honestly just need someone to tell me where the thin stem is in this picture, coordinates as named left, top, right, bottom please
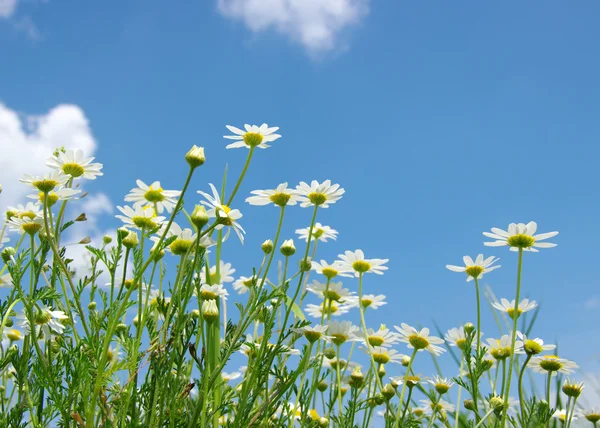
left=518, top=354, right=532, bottom=421
left=226, top=146, right=254, bottom=206
left=395, top=349, right=418, bottom=426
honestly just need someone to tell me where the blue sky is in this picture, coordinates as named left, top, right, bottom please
left=1, top=0, right=600, bottom=390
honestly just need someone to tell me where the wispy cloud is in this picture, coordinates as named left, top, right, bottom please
left=585, top=297, right=600, bottom=309
left=0, top=0, right=18, bottom=19
left=217, top=0, right=370, bottom=57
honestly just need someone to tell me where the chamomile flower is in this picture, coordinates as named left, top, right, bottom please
left=337, top=250, right=389, bottom=276
left=445, top=327, right=473, bottom=350
left=347, top=294, right=387, bottom=310
left=446, top=254, right=500, bottom=282
left=20, top=170, right=69, bottom=193
left=492, top=298, right=537, bottom=319
left=224, top=123, right=281, bottom=149
left=295, top=180, right=344, bottom=208
left=196, top=283, right=229, bottom=301
left=305, top=302, right=351, bottom=319
left=46, top=149, right=103, bottom=180
left=517, top=332, right=556, bottom=355
left=419, top=399, right=455, bottom=416
left=27, top=187, right=81, bottom=207
left=428, top=376, right=455, bottom=394
left=198, top=183, right=245, bottom=243
left=1, top=329, right=23, bottom=351
left=7, top=216, right=43, bottom=235
left=311, top=260, right=353, bottom=279
left=125, top=180, right=181, bottom=214
left=17, top=304, right=69, bottom=340
left=486, top=335, right=524, bottom=360
left=295, top=223, right=338, bottom=242
left=362, top=325, right=401, bottom=348
left=390, top=375, right=425, bottom=388
left=306, top=280, right=355, bottom=303
left=552, top=409, right=570, bottom=422
left=5, top=202, right=42, bottom=220
left=363, top=347, right=406, bottom=365
left=327, top=320, right=359, bottom=345
left=583, top=407, right=600, bottom=424
left=321, top=358, right=358, bottom=371
left=246, top=183, right=298, bottom=207
left=395, top=323, right=446, bottom=356
left=483, top=221, right=558, bottom=252
left=200, top=261, right=236, bottom=284
left=150, top=222, right=197, bottom=256
left=116, top=205, right=165, bottom=230
left=233, top=275, right=257, bottom=294
left=291, top=325, right=332, bottom=343
left=530, top=355, right=579, bottom=376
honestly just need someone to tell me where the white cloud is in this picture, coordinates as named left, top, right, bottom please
left=0, top=0, right=17, bottom=19
left=0, top=102, right=97, bottom=213
left=585, top=297, right=600, bottom=309
left=217, top=0, right=369, bottom=55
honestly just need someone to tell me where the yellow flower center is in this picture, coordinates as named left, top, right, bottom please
left=507, top=234, right=535, bottom=248
left=321, top=267, right=338, bottom=279
left=586, top=413, right=600, bottom=423
left=372, top=351, right=390, bottom=365
left=61, top=163, right=85, bottom=177
left=132, top=216, right=158, bottom=229
left=323, top=302, right=338, bottom=315
left=413, top=409, right=424, bottom=417
left=435, top=383, right=450, bottom=394
left=243, top=132, right=263, bottom=147
left=524, top=340, right=543, bottom=355
left=329, top=360, right=347, bottom=370
left=368, top=336, right=385, bottom=347
left=506, top=307, right=523, bottom=319
left=33, top=179, right=59, bottom=193
left=539, top=355, right=563, bottom=372
left=34, top=310, right=52, bottom=325
left=23, top=222, right=42, bottom=235
left=455, top=338, right=467, bottom=349
left=39, top=192, right=59, bottom=206
left=313, top=228, right=324, bottom=239
left=408, top=334, right=429, bottom=350
left=465, top=265, right=484, bottom=278
left=269, top=192, right=292, bottom=207
left=361, top=298, right=373, bottom=308
left=18, top=211, right=36, bottom=220
left=324, top=290, right=342, bottom=301
left=200, top=290, right=218, bottom=300
left=243, top=278, right=254, bottom=288
left=6, top=329, right=22, bottom=341
left=304, top=330, right=322, bottom=343
left=144, top=186, right=166, bottom=203
left=490, top=347, right=511, bottom=360
left=331, top=334, right=348, bottom=346
left=352, top=260, right=371, bottom=273
left=218, top=205, right=233, bottom=226
left=107, top=349, right=115, bottom=362
left=309, top=409, right=320, bottom=421
left=170, top=238, right=193, bottom=255
left=307, top=192, right=327, bottom=206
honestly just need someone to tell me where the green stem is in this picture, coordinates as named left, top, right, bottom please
left=288, top=341, right=314, bottom=428
left=518, top=354, right=532, bottom=421
left=395, top=349, right=418, bottom=426
left=226, top=146, right=254, bottom=206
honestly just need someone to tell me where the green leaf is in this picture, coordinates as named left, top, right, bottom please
left=285, top=296, right=305, bottom=321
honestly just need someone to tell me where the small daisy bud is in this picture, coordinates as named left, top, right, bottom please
left=2, top=247, right=16, bottom=263
left=190, top=205, right=209, bottom=229
left=378, top=365, right=386, bottom=378
left=488, top=396, right=507, bottom=414
left=524, top=339, right=543, bottom=355
left=123, top=231, right=139, bottom=249
left=318, top=417, right=328, bottom=428
left=562, top=379, right=584, bottom=398
left=261, top=239, right=273, bottom=254
left=464, top=399, right=475, bottom=411
left=349, top=367, right=364, bottom=388
left=0, top=385, right=4, bottom=393
left=191, top=309, right=200, bottom=319
left=382, top=384, right=395, bottom=401
left=390, top=378, right=400, bottom=389
left=481, top=359, right=494, bottom=371
left=464, top=323, right=475, bottom=335
left=202, top=300, right=219, bottom=323
left=401, top=355, right=411, bottom=367
left=88, top=301, right=97, bottom=310
left=4, top=318, right=13, bottom=328
left=103, top=235, right=113, bottom=245
left=75, top=213, right=87, bottom=222
left=117, top=227, right=130, bottom=240
left=133, top=316, right=140, bottom=327
left=115, top=323, right=127, bottom=334
left=299, top=257, right=312, bottom=272
left=373, top=394, right=384, bottom=405
left=5, top=209, right=17, bottom=220
left=317, top=380, right=328, bottom=392
left=324, top=348, right=336, bottom=359
left=185, top=145, right=205, bottom=168
left=79, top=236, right=91, bottom=245
left=280, top=239, right=296, bottom=256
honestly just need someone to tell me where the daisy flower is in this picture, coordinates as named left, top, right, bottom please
left=321, top=358, right=358, bottom=372
left=196, top=283, right=229, bottom=301
left=17, top=304, right=69, bottom=340
left=7, top=216, right=43, bottom=235
left=445, top=327, right=474, bottom=350
left=562, top=379, right=585, bottom=397
left=419, top=399, right=455, bottom=416
left=517, top=332, right=556, bottom=355
left=125, top=180, right=181, bottom=214
left=483, top=221, right=558, bottom=252
left=116, top=205, right=165, bottom=230
left=486, top=335, right=524, bottom=360
left=552, top=409, right=570, bottom=422
left=305, top=302, right=351, bottom=319
left=363, top=347, right=406, bottom=365
left=428, top=376, right=455, bottom=394
left=311, top=260, right=353, bottom=279
left=20, top=170, right=69, bottom=193
left=5, top=202, right=42, bottom=220
left=306, top=280, right=355, bottom=303
left=27, top=187, right=81, bottom=206
left=1, top=329, right=23, bottom=351
left=390, top=374, right=425, bottom=388
left=347, top=294, right=387, bottom=310
left=446, top=254, right=500, bottom=282
left=150, top=222, right=197, bottom=256
left=245, top=183, right=298, bottom=207
left=233, top=275, right=257, bottom=294
left=337, top=249, right=389, bottom=277
left=395, top=323, right=446, bottom=356
left=46, top=148, right=103, bottom=180
left=224, top=123, right=281, bottom=149
left=291, top=324, right=331, bottom=343
left=200, top=261, right=236, bottom=284
left=327, top=320, right=359, bottom=345
left=198, top=183, right=245, bottom=243
left=583, top=407, right=600, bottom=424
left=363, top=325, right=401, bottom=348
left=295, top=223, right=338, bottom=242
left=530, top=355, right=579, bottom=376
left=295, top=180, right=344, bottom=208
left=492, top=298, right=537, bottom=319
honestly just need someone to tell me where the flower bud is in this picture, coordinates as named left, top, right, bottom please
left=133, top=316, right=140, bottom=327
left=382, top=384, right=395, bottom=401
left=464, top=322, right=475, bottom=335
left=261, top=239, right=273, bottom=254
left=317, top=380, right=328, bottom=392
left=4, top=318, right=13, bottom=328
left=123, top=231, right=139, bottom=249
left=401, top=355, right=411, bottom=367
left=115, top=323, right=128, bottom=334
left=378, top=365, right=386, bottom=378
left=202, top=300, right=219, bottom=323
left=190, top=205, right=209, bottom=229
left=323, top=347, right=336, bottom=360
left=191, top=309, right=200, bottom=319
left=299, top=257, right=312, bottom=272
left=117, top=227, right=129, bottom=240
left=2, top=247, right=16, bottom=263
left=488, top=396, right=507, bottom=414
left=88, top=301, right=97, bottom=310
left=280, top=239, right=296, bottom=256
left=349, top=367, right=364, bottom=388
left=185, top=145, right=205, bottom=168
left=464, top=399, right=475, bottom=411
left=103, top=235, right=113, bottom=245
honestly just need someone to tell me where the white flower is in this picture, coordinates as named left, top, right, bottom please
left=224, top=123, right=281, bottom=149
left=492, top=298, right=537, bottom=319
left=517, top=332, right=556, bottom=355
left=530, top=355, right=579, bottom=376
left=27, top=187, right=81, bottom=205
left=419, top=399, right=455, bottom=416
left=116, top=205, right=165, bottom=230
left=362, top=326, right=401, bottom=348
left=337, top=250, right=388, bottom=276
left=125, top=180, right=181, bottom=214
left=20, top=170, right=69, bottom=192
left=7, top=216, right=44, bottom=235
left=428, top=376, right=455, bottom=392
left=198, top=183, right=245, bottom=243
left=246, top=183, right=298, bottom=207
left=347, top=294, right=387, bottom=310
left=197, top=283, right=229, bottom=301
left=5, top=202, right=42, bottom=220
left=295, top=223, right=338, bottom=242
left=46, top=148, right=103, bottom=180
left=486, top=335, right=524, bottom=360
left=395, top=323, right=446, bottom=356
left=222, top=371, right=242, bottom=382
left=150, top=222, right=197, bottom=255
left=200, top=261, right=236, bottom=284
left=306, top=280, right=355, bottom=303
left=305, top=302, right=351, bottom=319
left=17, top=305, right=69, bottom=340
left=327, top=320, right=359, bottom=345
left=446, top=254, right=500, bottom=282
left=291, top=324, right=332, bottom=343
left=295, top=180, right=344, bottom=208
left=445, top=327, right=474, bottom=349
left=1, top=329, right=23, bottom=351
left=483, top=221, right=558, bottom=252
left=233, top=275, right=257, bottom=294
left=363, top=347, right=406, bottom=365
left=311, top=260, right=353, bottom=279
left=552, top=409, right=570, bottom=422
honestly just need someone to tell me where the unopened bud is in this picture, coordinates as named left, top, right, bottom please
left=280, top=239, right=296, bottom=256
left=464, top=323, right=475, bottom=335
left=185, top=145, right=205, bottom=168
left=382, top=384, right=395, bottom=401
left=464, top=399, right=475, bottom=411
left=299, top=257, right=312, bottom=272
left=2, top=247, right=16, bottom=263
left=261, top=239, right=273, bottom=254
left=88, top=301, right=97, bottom=310
left=317, top=380, right=328, bottom=392
left=190, top=205, right=209, bottom=229
left=202, top=300, right=219, bottom=323
left=323, top=348, right=336, bottom=359
left=103, top=235, right=112, bottom=245
left=122, top=231, right=139, bottom=249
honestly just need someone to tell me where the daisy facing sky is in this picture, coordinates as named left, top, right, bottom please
left=224, top=123, right=281, bottom=149
left=483, top=221, right=559, bottom=252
